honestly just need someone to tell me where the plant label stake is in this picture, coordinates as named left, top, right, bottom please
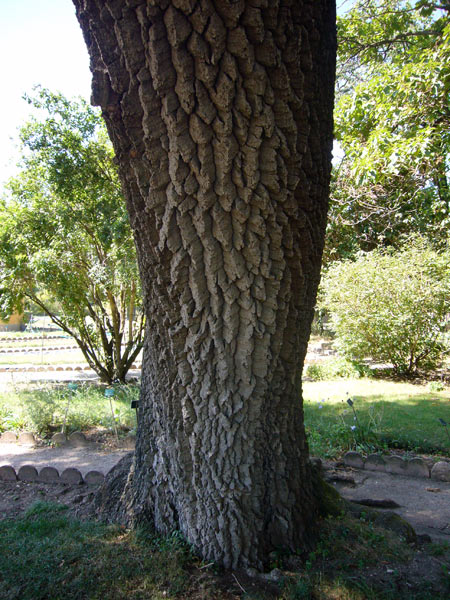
left=105, top=387, right=119, bottom=441
left=62, top=383, right=78, bottom=435
left=438, top=418, right=450, bottom=445
left=131, top=397, right=140, bottom=427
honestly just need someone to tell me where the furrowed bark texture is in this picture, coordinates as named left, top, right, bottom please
left=73, top=0, right=336, bottom=569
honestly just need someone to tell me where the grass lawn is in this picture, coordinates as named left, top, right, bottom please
left=0, top=502, right=195, bottom=600
left=0, top=384, right=138, bottom=436
left=1, top=377, right=449, bottom=598
left=303, top=379, right=450, bottom=458
left=1, top=376, right=448, bottom=454
left=0, top=501, right=448, bottom=600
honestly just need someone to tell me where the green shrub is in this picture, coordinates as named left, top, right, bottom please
left=305, top=363, right=327, bottom=381
left=320, top=239, right=450, bottom=376
left=0, top=405, right=27, bottom=433
left=305, top=357, right=372, bottom=381
left=428, top=381, right=446, bottom=392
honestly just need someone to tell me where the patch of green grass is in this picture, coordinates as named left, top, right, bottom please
left=275, top=512, right=449, bottom=600
left=428, top=541, right=450, bottom=557
left=1, top=503, right=449, bottom=600
left=0, top=383, right=138, bottom=436
left=0, top=502, right=194, bottom=600
left=303, top=379, right=450, bottom=458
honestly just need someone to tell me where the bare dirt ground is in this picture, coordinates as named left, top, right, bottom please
left=1, top=437, right=449, bottom=542
left=0, top=441, right=129, bottom=477
left=0, top=434, right=130, bottom=520
left=1, top=441, right=450, bottom=597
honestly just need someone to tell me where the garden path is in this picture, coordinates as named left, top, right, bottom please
left=328, top=463, right=450, bottom=543
left=0, top=440, right=129, bottom=477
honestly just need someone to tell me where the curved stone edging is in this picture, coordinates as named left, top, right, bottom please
left=0, top=429, right=135, bottom=487
left=0, top=363, right=142, bottom=373
left=0, top=463, right=105, bottom=486
left=0, top=335, right=68, bottom=343
left=344, top=451, right=450, bottom=482
left=0, top=345, right=78, bottom=354
left=0, top=430, right=106, bottom=485
left=1, top=431, right=37, bottom=444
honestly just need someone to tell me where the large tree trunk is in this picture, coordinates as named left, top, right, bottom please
left=73, top=0, right=336, bottom=569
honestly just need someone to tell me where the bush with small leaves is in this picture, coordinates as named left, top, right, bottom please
left=320, top=239, right=450, bottom=376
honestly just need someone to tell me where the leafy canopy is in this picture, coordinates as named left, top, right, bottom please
left=327, top=0, right=450, bottom=261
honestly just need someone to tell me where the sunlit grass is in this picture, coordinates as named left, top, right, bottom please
left=0, top=383, right=138, bottom=436
left=303, top=379, right=450, bottom=457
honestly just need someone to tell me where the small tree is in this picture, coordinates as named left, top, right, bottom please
left=0, top=89, right=144, bottom=383
left=320, top=239, right=450, bottom=376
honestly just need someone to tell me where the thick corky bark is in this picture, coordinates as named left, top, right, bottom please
left=73, top=0, right=336, bottom=569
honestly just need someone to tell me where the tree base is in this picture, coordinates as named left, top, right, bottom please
left=90, top=452, right=134, bottom=525
left=90, top=454, right=347, bottom=538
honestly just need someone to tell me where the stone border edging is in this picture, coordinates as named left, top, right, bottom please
left=0, top=463, right=105, bottom=486
left=0, top=429, right=106, bottom=485
left=344, top=451, right=450, bottom=482
left=0, top=363, right=142, bottom=373
left=0, top=345, right=78, bottom=353
left=0, top=430, right=135, bottom=487
left=0, top=336, right=68, bottom=343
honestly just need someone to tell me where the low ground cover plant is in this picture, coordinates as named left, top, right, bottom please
left=0, top=383, right=138, bottom=437
left=305, top=357, right=372, bottom=381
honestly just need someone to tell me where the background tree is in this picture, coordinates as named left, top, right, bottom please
left=321, top=238, right=450, bottom=376
left=0, top=89, right=144, bottom=383
left=73, top=0, right=336, bottom=569
left=326, top=0, right=450, bottom=262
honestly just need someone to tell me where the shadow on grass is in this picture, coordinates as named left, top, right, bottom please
left=0, top=502, right=193, bottom=600
left=2, top=502, right=449, bottom=600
